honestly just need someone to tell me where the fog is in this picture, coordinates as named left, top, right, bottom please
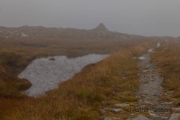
left=0, top=0, right=180, bottom=37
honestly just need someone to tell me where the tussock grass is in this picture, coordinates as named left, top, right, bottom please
left=0, top=35, right=158, bottom=119
left=0, top=41, right=154, bottom=120
left=151, top=39, right=180, bottom=105
left=0, top=37, right=147, bottom=98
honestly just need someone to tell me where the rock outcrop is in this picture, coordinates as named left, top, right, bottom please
left=92, top=23, right=108, bottom=32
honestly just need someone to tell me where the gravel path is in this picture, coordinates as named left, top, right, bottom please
left=137, top=52, right=163, bottom=106
left=103, top=42, right=180, bottom=120
left=129, top=42, right=179, bottom=120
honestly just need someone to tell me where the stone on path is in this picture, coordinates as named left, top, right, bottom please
left=161, top=102, right=173, bottom=105
left=148, top=112, right=160, bottom=117
left=127, top=115, right=149, bottom=120
left=104, top=117, right=111, bottom=120
left=115, top=103, right=130, bottom=107
left=173, top=107, right=180, bottom=111
left=111, top=108, right=122, bottom=113
left=144, top=100, right=154, bottom=105
left=169, top=113, right=180, bottom=120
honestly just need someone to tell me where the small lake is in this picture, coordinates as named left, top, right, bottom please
left=18, top=54, right=109, bottom=97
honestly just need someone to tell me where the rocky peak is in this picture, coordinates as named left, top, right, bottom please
left=93, top=23, right=108, bottom=32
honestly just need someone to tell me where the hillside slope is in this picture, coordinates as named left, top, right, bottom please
left=0, top=41, right=155, bottom=120
left=0, top=24, right=171, bottom=119
left=0, top=23, right=144, bottom=40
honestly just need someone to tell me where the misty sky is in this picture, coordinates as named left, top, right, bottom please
left=0, top=0, right=180, bottom=37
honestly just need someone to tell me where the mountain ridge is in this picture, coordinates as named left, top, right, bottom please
left=0, top=23, right=145, bottom=39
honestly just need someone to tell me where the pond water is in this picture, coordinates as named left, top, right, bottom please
left=18, top=54, right=109, bottom=97
left=138, top=56, right=146, bottom=60
left=157, top=42, right=161, bottom=48
left=148, top=48, right=154, bottom=52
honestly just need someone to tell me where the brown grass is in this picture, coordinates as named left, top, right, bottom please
left=0, top=37, right=147, bottom=98
left=0, top=34, right=161, bottom=120
left=151, top=39, right=180, bottom=105
left=0, top=40, right=155, bottom=120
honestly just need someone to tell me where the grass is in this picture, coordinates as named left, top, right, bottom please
left=0, top=34, right=160, bottom=119
left=0, top=40, right=156, bottom=120
left=0, top=37, right=147, bottom=98
left=151, top=39, right=180, bottom=105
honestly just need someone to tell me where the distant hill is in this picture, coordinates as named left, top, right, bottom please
left=91, top=23, right=108, bottom=32
left=0, top=23, right=145, bottom=39
left=176, top=36, right=180, bottom=39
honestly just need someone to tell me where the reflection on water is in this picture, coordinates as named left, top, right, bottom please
left=18, top=54, right=109, bottom=97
